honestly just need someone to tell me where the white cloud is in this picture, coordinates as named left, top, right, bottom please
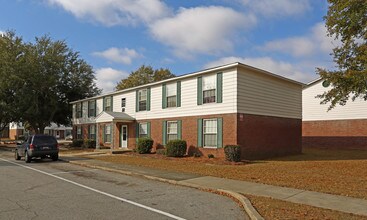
left=261, top=22, right=341, bottom=57
left=92, top=47, right=141, bottom=65
left=95, top=67, right=129, bottom=93
left=149, top=6, right=256, bottom=58
left=241, top=0, right=311, bottom=17
left=204, top=56, right=315, bottom=83
left=47, top=0, right=171, bottom=26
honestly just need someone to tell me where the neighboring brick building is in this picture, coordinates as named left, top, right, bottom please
left=7, top=122, right=72, bottom=140
left=71, top=62, right=303, bottom=160
left=302, top=78, right=367, bottom=150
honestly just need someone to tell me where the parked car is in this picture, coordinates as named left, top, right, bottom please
left=15, top=134, right=59, bottom=163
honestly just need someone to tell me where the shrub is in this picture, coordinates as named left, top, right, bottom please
left=166, top=140, right=187, bottom=157
left=72, top=139, right=84, bottom=148
left=83, top=139, right=96, bottom=148
left=136, top=137, right=153, bottom=154
left=208, top=154, right=215, bottom=159
left=224, top=145, right=241, bottom=162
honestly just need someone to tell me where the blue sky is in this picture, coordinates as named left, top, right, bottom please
left=0, top=0, right=338, bottom=93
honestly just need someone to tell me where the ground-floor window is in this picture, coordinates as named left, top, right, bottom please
left=89, top=125, right=96, bottom=140
left=167, top=121, right=178, bottom=141
left=76, top=126, right=82, bottom=139
left=203, top=119, right=217, bottom=147
left=104, top=124, right=111, bottom=143
left=139, top=123, right=148, bottom=138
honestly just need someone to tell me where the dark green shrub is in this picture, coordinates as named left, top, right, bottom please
left=83, top=139, right=96, bottom=148
left=208, top=154, right=215, bottom=158
left=72, top=139, right=84, bottom=148
left=224, top=145, right=241, bottom=162
left=166, top=140, right=187, bottom=157
left=136, top=137, right=153, bottom=154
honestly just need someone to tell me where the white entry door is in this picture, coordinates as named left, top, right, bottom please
left=121, top=125, right=128, bottom=148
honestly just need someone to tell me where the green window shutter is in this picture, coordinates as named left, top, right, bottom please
left=177, top=81, right=181, bottom=107
left=197, top=77, right=203, bottom=105
left=217, top=73, right=223, bottom=103
left=217, top=118, right=223, bottom=148
left=177, top=120, right=182, bottom=140
left=136, top=123, right=140, bottom=143
left=147, top=88, right=151, bottom=111
left=110, top=96, right=113, bottom=111
left=135, top=90, right=139, bottom=112
left=162, top=84, right=167, bottom=109
left=103, top=97, right=106, bottom=111
left=162, top=121, right=167, bottom=145
left=102, top=125, right=105, bottom=143
left=147, top=122, right=151, bottom=137
left=197, top=119, right=203, bottom=147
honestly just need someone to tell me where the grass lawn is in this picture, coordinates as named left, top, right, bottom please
left=246, top=194, right=367, bottom=220
left=87, top=147, right=367, bottom=199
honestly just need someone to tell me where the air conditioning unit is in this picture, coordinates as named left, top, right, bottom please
left=121, top=108, right=125, bottom=112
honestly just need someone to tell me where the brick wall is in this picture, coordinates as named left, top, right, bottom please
left=302, top=119, right=367, bottom=150
left=237, top=113, right=302, bottom=160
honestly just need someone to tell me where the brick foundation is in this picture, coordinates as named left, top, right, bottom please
left=237, top=114, right=302, bottom=160
left=302, top=119, right=367, bottom=150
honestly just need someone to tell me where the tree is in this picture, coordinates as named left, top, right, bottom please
left=0, top=31, right=25, bottom=136
left=316, top=0, right=367, bottom=110
left=0, top=31, right=101, bottom=134
left=115, top=65, right=175, bottom=91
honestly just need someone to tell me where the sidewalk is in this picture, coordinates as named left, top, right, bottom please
left=60, top=154, right=367, bottom=217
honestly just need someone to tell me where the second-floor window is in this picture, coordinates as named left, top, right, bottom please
left=202, top=75, right=216, bottom=104
left=166, top=83, right=177, bottom=107
left=76, top=103, right=83, bottom=118
left=88, top=100, right=96, bottom=117
left=104, top=97, right=112, bottom=111
left=138, top=89, right=147, bottom=111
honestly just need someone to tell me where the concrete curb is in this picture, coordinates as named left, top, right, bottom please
left=67, top=159, right=263, bottom=219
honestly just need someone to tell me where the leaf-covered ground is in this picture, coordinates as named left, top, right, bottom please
left=87, top=148, right=367, bottom=199
left=246, top=194, right=367, bottom=220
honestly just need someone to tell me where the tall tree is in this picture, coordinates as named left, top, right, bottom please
left=0, top=31, right=25, bottom=136
left=317, top=0, right=367, bottom=110
left=18, top=35, right=101, bottom=133
left=115, top=65, right=175, bottom=91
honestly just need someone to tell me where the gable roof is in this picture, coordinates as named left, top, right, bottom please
left=95, top=111, right=135, bottom=123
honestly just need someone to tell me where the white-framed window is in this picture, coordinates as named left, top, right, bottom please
left=104, top=124, right=111, bottom=143
left=77, top=126, right=82, bottom=139
left=139, top=123, right=148, bottom=138
left=138, top=89, right=147, bottom=111
left=203, top=119, right=217, bottom=147
left=166, top=83, right=177, bottom=107
left=202, top=75, right=216, bottom=104
left=121, top=98, right=126, bottom=107
left=76, top=103, right=82, bottom=118
left=167, top=121, right=178, bottom=141
left=88, top=100, right=96, bottom=117
left=89, top=125, right=96, bottom=140
left=104, top=97, right=112, bottom=111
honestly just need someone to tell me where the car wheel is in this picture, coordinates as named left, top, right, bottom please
left=15, top=150, right=21, bottom=160
left=51, top=154, right=59, bottom=161
left=25, top=152, right=31, bottom=163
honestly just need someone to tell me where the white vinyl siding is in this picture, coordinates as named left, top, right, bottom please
left=303, top=80, right=367, bottom=121
left=237, top=67, right=302, bottom=119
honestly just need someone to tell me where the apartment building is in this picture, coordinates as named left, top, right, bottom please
left=71, top=62, right=303, bottom=159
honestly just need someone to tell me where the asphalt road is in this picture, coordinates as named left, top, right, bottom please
left=0, top=151, right=246, bottom=220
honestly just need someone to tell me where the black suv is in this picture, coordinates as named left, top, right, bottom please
left=15, top=134, right=59, bottom=163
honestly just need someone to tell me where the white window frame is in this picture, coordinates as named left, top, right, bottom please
left=138, top=89, right=147, bottom=111
left=166, top=83, right=177, bottom=108
left=202, top=75, right=216, bottom=104
left=203, top=119, right=217, bottom=148
left=167, top=121, right=178, bottom=142
left=121, top=98, right=126, bottom=107
left=76, top=103, right=82, bottom=118
left=88, top=100, right=96, bottom=117
left=139, top=123, right=148, bottom=138
left=105, top=124, right=111, bottom=143
left=77, top=126, right=82, bottom=139
left=89, top=125, right=96, bottom=140
left=104, top=97, right=112, bottom=111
